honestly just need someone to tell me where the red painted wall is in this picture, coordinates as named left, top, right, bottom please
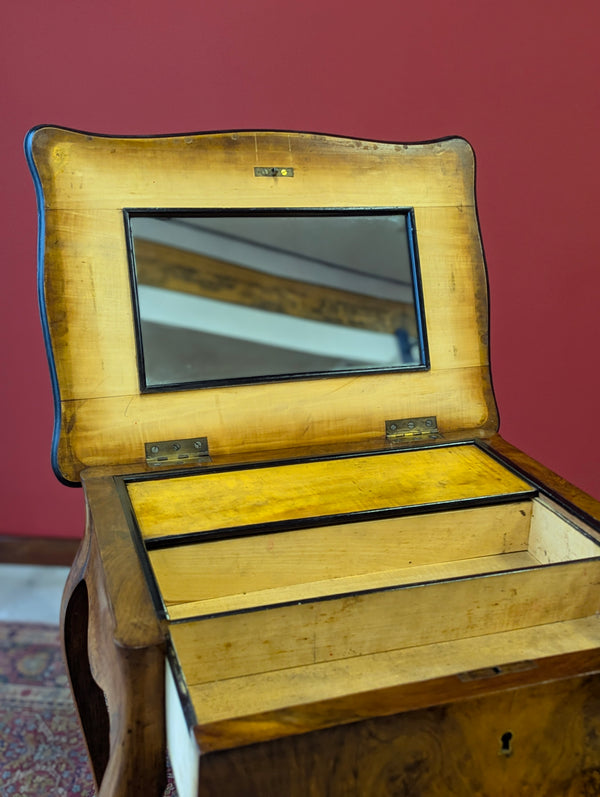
left=2, top=0, right=600, bottom=538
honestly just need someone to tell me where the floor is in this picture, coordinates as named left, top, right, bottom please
left=0, top=564, right=68, bottom=624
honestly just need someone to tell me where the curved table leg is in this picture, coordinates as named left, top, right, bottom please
left=61, top=531, right=167, bottom=796
left=61, top=535, right=110, bottom=786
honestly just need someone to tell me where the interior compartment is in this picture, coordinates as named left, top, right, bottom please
left=161, top=493, right=600, bottom=758
left=164, top=495, right=600, bottom=672
left=125, top=445, right=600, bottom=752
left=164, top=496, right=600, bottom=751
left=149, top=496, right=600, bottom=620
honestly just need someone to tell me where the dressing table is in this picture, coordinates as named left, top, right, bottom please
left=26, top=127, right=600, bottom=796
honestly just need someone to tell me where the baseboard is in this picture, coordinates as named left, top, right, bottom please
left=0, top=536, right=80, bottom=566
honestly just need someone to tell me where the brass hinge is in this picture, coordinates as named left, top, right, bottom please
left=145, top=436, right=210, bottom=467
left=385, top=416, right=440, bottom=441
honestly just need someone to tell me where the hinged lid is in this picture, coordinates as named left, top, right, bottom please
left=26, top=128, right=497, bottom=484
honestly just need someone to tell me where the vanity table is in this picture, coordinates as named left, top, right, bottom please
left=26, top=127, right=600, bottom=796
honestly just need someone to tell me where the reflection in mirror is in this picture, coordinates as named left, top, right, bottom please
left=128, top=211, right=427, bottom=389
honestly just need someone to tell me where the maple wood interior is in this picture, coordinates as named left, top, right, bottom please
left=126, top=446, right=600, bottom=706
left=149, top=496, right=599, bottom=621
left=153, top=493, right=600, bottom=751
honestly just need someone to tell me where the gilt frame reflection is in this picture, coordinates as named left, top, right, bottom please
left=125, top=207, right=429, bottom=392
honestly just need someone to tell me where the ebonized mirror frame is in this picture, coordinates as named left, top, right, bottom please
left=125, top=207, right=429, bottom=392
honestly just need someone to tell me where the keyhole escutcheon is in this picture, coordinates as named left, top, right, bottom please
left=500, top=731, right=513, bottom=757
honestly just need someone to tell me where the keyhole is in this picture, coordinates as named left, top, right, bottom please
left=500, top=731, right=513, bottom=757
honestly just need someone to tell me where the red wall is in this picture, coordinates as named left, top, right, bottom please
left=2, top=0, right=600, bottom=538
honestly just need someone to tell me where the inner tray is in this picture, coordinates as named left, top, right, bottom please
left=128, top=443, right=534, bottom=543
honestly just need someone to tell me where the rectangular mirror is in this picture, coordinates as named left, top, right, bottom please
left=126, top=209, right=428, bottom=390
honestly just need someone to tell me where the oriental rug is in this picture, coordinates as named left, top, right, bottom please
left=0, top=622, right=177, bottom=796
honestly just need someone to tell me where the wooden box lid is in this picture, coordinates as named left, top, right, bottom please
left=26, top=127, right=497, bottom=484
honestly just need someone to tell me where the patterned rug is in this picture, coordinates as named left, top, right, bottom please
left=0, top=622, right=177, bottom=796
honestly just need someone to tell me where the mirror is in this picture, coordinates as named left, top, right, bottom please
left=127, top=210, right=427, bottom=390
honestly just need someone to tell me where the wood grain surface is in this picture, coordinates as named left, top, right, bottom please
left=150, top=502, right=533, bottom=612
left=129, top=444, right=532, bottom=539
left=192, top=665, right=600, bottom=796
left=169, top=558, right=600, bottom=685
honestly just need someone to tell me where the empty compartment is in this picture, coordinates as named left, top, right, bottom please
left=126, top=445, right=600, bottom=757
left=163, top=496, right=600, bottom=758
left=152, top=502, right=535, bottom=617
left=166, top=497, right=600, bottom=683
